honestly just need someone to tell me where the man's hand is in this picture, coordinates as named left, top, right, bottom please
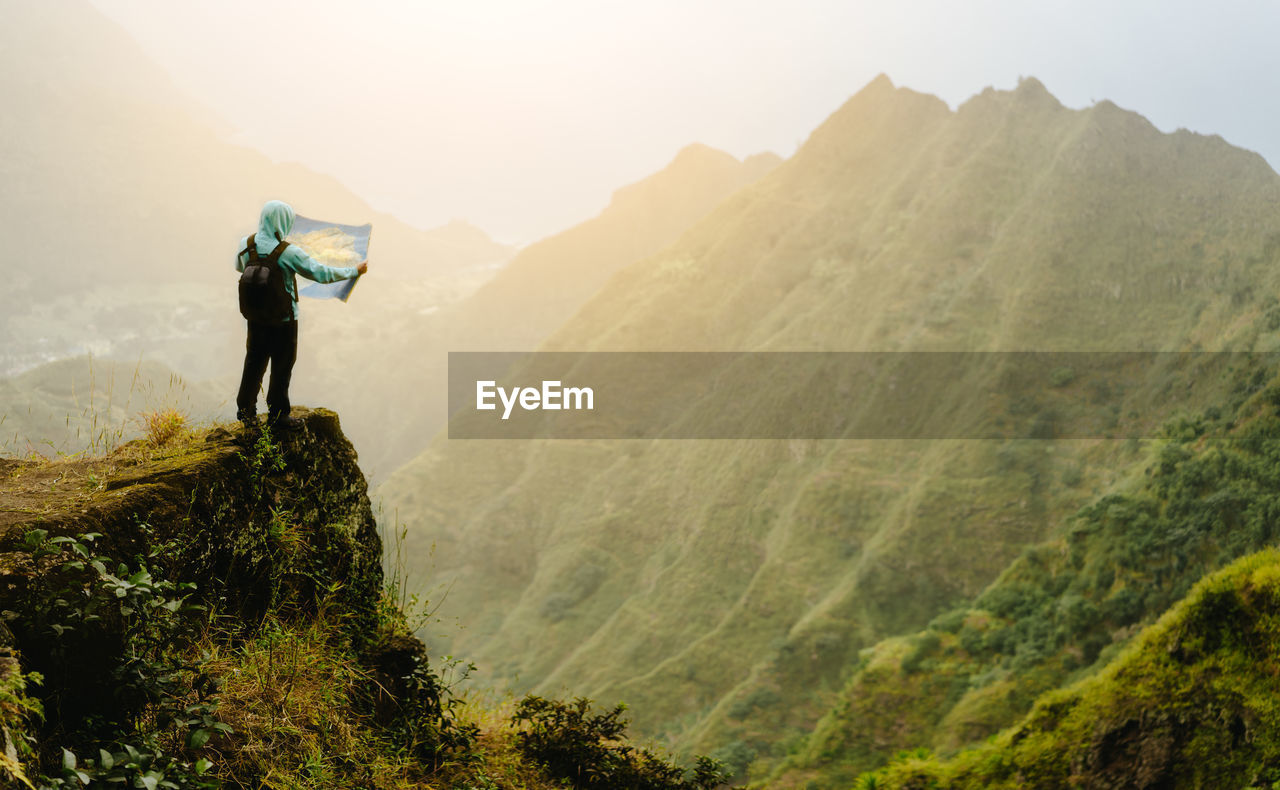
left=357, top=261, right=369, bottom=275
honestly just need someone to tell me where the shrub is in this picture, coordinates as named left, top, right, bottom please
left=1060, top=463, right=1084, bottom=487
left=900, top=633, right=941, bottom=674
left=140, top=408, right=188, bottom=447
left=707, top=740, right=756, bottom=782
left=511, top=696, right=728, bottom=789
left=727, top=686, right=781, bottom=719
left=540, top=593, right=576, bottom=623
left=1049, top=367, right=1075, bottom=388
left=927, top=609, right=968, bottom=634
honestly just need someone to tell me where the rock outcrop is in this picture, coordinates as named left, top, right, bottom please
left=0, top=408, right=393, bottom=786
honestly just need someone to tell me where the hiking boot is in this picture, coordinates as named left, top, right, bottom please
left=267, top=413, right=303, bottom=432
left=236, top=410, right=260, bottom=431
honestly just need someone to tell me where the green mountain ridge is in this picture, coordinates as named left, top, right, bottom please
left=771, top=363, right=1280, bottom=787
left=378, top=73, right=1280, bottom=783
left=862, top=542, right=1280, bottom=789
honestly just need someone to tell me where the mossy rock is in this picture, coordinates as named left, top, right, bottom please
left=0, top=407, right=386, bottom=764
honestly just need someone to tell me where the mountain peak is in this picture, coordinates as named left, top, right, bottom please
left=1015, top=75, right=1046, bottom=93
left=795, top=73, right=950, bottom=166
left=743, top=151, right=784, bottom=179
left=1086, top=98, right=1158, bottom=133
left=841, top=72, right=897, bottom=106
left=669, top=142, right=741, bottom=170
left=958, top=75, right=1064, bottom=116
left=1014, top=75, right=1057, bottom=104
left=864, top=72, right=895, bottom=93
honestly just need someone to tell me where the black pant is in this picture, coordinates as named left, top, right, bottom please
left=236, top=320, right=298, bottom=420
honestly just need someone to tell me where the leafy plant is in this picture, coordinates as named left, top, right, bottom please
left=245, top=426, right=286, bottom=493
left=0, top=648, right=43, bottom=789
left=511, top=696, right=729, bottom=790
left=387, top=648, right=479, bottom=770
left=40, top=742, right=216, bottom=790
left=12, top=530, right=230, bottom=786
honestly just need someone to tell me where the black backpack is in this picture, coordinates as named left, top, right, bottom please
left=238, top=234, right=293, bottom=324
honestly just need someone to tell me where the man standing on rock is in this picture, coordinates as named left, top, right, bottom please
left=235, top=200, right=367, bottom=431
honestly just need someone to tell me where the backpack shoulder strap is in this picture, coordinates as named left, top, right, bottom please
left=243, top=233, right=258, bottom=262
left=267, top=241, right=291, bottom=264
left=269, top=241, right=296, bottom=303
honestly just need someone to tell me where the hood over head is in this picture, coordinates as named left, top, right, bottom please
left=257, top=200, right=296, bottom=242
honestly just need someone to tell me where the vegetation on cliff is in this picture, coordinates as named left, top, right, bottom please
left=0, top=410, right=727, bottom=789
left=769, top=362, right=1280, bottom=787
left=857, top=545, right=1280, bottom=789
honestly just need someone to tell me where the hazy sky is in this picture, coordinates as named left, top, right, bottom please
left=89, top=0, right=1280, bottom=244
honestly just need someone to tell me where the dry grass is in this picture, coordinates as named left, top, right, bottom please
left=0, top=418, right=229, bottom=538
left=140, top=408, right=188, bottom=447
left=191, top=613, right=429, bottom=790
left=1, top=356, right=215, bottom=459
left=172, top=609, right=566, bottom=790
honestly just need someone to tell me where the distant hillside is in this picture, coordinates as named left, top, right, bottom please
left=0, top=356, right=223, bottom=457
left=2, top=0, right=513, bottom=378
left=2, top=0, right=510, bottom=295
left=378, top=74, right=1280, bottom=780
left=350, top=143, right=781, bottom=476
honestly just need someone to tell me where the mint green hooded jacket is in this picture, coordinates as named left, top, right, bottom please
left=235, top=200, right=360, bottom=321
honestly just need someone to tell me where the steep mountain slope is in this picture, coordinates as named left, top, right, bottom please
left=378, top=74, right=1280, bottom=775
left=351, top=144, right=781, bottom=475
left=769, top=364, right=1280, bottom=786
left=863, top=543, right=1280, bottom=789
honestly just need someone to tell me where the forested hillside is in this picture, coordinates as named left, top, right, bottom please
left=379, top=74, right=1280, bottom=781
